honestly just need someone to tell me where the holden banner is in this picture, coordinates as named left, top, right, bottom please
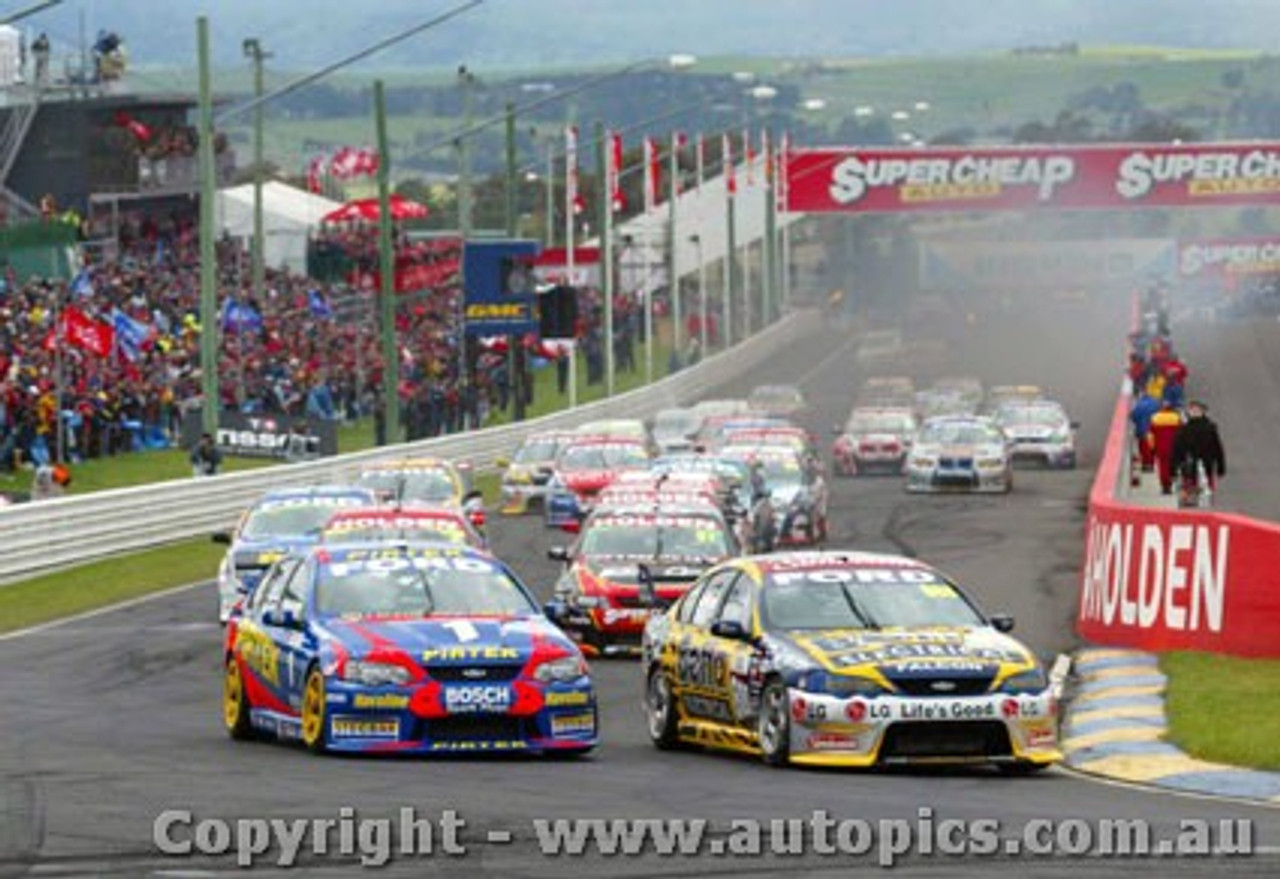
left=784, top=142, right=1280, bottom=213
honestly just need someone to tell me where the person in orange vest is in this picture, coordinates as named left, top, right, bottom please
left=1149, top=399, right=1184, bottom=495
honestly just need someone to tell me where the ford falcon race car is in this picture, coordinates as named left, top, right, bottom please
left=222, top=543, right=597, bottom=755
left=641, top=551, right=1060, bottom=770
left=992, top=400, right=1077, bottom=469
left=546, top=507, right=737, bottom=653
left=544, top=438, right=651, bottom=528
left=832, top=407, right=916, bottom=477
left=905, top=416, right=1012, bottom=494
left=496, top=431, right=575, bottom=514
left=320, top=506, right=487, bottom=550
left=213, top=486, right=377, bottom=623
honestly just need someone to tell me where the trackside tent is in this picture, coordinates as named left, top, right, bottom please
left=215, top=181, right=341, bottom=273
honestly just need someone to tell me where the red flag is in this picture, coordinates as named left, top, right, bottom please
left=306, top=155, right=325, bottom=194
left=62, top=307, right=114, bottom=358
left=696, top=133, right=705, bottom=191
left=723, top=133, right=736, bottom=196
left=565, top=126, right=585, bottom=216
left=329, top=146, right=358, bottom=179
left=743, top=128, right=755, bottom=186
left=353, top=148, right=380, bottom=176
left=672, top=132, right=687, bottom=196
left=609, top=132, right=626, bottom=213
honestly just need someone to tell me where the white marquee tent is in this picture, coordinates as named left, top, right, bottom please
left=214, top=181, right=341, bottom=274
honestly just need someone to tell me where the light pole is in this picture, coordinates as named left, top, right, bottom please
left=689, top=233, right=706, bottom=356
left=749, top=85, right=777, bottom=332
left=374, top=81, right=400, bottom=445
left=196, top=1, right=483, bottom=438
left=595, top=121, right=615, bottom=396
left=242, top=37, right=270, bottom=333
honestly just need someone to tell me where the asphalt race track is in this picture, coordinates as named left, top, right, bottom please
left=2, top=293, right=1279, bottom=878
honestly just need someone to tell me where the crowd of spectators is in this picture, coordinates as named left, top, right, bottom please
left=1, top=210, right=674, bottom=478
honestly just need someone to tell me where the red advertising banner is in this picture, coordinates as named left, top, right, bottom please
left=1178, top=236, right=1280, bottom=279
left=786, top=142, right=1280, bottom=213
left=1077, top=396, right=1280, bottom=657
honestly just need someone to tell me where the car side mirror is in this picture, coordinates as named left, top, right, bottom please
left=544, top=599, right=569, bottom=622
left=710, top=619, right=753, bottom=642
left=990, top=613, right=1015, bottom=633
left=1070, top=421, right=1081, bottom=430
left=211, top=530, right=232, bottom=545
left=636, top=563, right=657, bottom=607
left=547, top=546, right=571, bottom=563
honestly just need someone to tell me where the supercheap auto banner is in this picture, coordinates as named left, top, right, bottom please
left=1076, top=398, right=1280, bottom=657
left=1177, top=236, right=1280, bottom=280
left=785, top=142, right=1280, bottom=213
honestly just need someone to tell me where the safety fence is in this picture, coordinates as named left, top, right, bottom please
left=1076, top=345, right=1280, bottom=658
left=0, top=310, right=819, bottom=585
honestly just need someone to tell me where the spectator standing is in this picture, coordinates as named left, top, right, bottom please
left=1149, top=399, right=1184, bottom=495
left=1129, top=392, right=1160, bottom=473
left=1172, top=400, right=1226, bottom=494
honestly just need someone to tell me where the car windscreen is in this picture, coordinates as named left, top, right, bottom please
left=762, top=571, right=985, bottom=630
left=916, top=422, right=1003, bottom=446
left=654, top=411, right=700, bottom=436
left=323, top=522, right=468, bottom=546
left=559, top=444, right=647, bottom=470
left=357, top=469, right=457, bottom=503
left=580, top=517, right=728, bottom=558
left=849, top=413, right=913, bottom=434
left=242, top=499, right=364, bottom=540
left=999, top=406, right=1065, bottom=427
left=315, top=557, right=535, bottom=617
left=514, top=438, right=561, bottom=464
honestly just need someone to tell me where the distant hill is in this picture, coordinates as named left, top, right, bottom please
left=21, top=0, right=1280, bottom=71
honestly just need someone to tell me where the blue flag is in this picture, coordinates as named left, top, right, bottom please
left=70, top=268, right=95, bottom=298
left=221, top=299, right=263, bottom=334
left=112, top=309, right=156, bottom=362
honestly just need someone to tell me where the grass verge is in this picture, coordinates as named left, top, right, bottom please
left=0, top=538, right=225, bottom=635
left=1161, top=651, right=1280, bottom=771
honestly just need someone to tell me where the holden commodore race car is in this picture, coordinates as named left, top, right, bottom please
left=546, top=506, right=737, bottom=654
left=213, top=485, right=377, bottom=623
left=905, top=416, right=1013, bottom=494
left=641, top=551, right=1060, bottom=770
left=992, top=400, right=1078, bottom=469
left=832, top=407, right=916, bottom=477
left=320, top=506, right=487, bottom=550
left=544, top=437, right=650, bottom=528
left=222, top=543, right=597, bottom=755
left=496, top=430, right=575, bottom=514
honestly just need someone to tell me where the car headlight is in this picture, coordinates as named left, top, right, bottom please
left=799, top=671, right=888, bottom=697
left=1000, top=667, right=1047, bottom=695
left=533, top=655, right=588, bottom=682
left=976, top=457, right=1005, bottom=469
left=344, top=660, right=411, bottom=687
left=909, top=456, right=937, bottom=469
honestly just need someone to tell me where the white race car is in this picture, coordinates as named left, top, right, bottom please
left=905, top=416, right=1012, bottom=494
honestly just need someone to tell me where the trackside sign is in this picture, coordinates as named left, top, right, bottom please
left=786, top=143, right=1280, bottom=213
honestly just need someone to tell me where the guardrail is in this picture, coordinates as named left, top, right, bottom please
left=0, top=310, right=819, bottom=584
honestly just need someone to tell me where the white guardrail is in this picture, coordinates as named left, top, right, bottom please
left=0, top=311, right=819, bottom=584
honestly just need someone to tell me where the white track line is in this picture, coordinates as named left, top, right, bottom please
left=0, top=579, right=209, bottom=643
left=1056, top=763, right=1280, bottom=812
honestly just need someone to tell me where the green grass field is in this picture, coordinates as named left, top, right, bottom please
left=1162, top=651, right=1280, bottom=771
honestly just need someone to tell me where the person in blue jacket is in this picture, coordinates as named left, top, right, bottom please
left=1129, top=392, right=1161, bottom=473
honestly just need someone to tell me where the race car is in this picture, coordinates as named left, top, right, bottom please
left=748, top=384, right=808, bottom=419
left=858, top=376, right=916, bottom=410
left=320, top=506, right=487, bottom=550
left=652, top=408, right=704, bottom=456
left=854, top=329, right=905, bottom=369
left=213, top=485, right=377, bottom=623
left=641, top=551, right=1060, bottom=771
left=992, top=400, right=1078, bottom=469
left=913, top=389, right=976, bottom=421
left=984, top=385, right=1043, bottom=414
left=689, top=399, right=753, bottom=421
left=575, top=418, right=651, bottom=449
left=496, top=430, right=575, bottom=514
left=593, top=472, right=731, bottom=522
left=546, top=506, right=737, bottom=653
left=832, top=407, right=916, bottom=476
left=544, top=437, right=651, bottom=528
left=650, top=454, right=754, bottom=514
left=721, top=425, right=815, bottom=458
left=695, top=416, right=789, bottom=453
left=222, top=543, right=597, bottom=755
left=355, top=457, right=486, bottom=530
left=932, top=376, right=984, bottom=412
left=905, top=416, right=1013, bottom=494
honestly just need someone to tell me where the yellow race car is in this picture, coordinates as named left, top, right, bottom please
left=641, top=551, right=1061, bottom=771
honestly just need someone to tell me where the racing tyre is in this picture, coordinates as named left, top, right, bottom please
left=222, top=656, right=255, bottom=740
left=300, top=666, right=329, bottom=755
left=757, top=680, right=791, bottom=767
left=646, top=667, right=680, bottom=750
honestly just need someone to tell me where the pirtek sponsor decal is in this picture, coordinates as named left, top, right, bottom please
left=829, top=154, right=1076, bottom=205
left=1079, top=520, right=1229, bottom=633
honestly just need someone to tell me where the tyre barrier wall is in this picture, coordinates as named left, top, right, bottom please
left=0, top=310, right=819, bottom=585
left=1076, top=383, right=1280, bottom=658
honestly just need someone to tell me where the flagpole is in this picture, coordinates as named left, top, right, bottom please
left=564, top=125, right=577, bottom=409
left=696, top=133, right=707, bottom=355
left=722, top=132, right=735, bottom=351
left=596, top=122, right=615, bottom=397
left=667, top=132, right=680, bottom=366
left=642, top=137, right=653, bottom=385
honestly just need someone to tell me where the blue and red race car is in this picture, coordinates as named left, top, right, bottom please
left=222, top=543, right=597, bottom=756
